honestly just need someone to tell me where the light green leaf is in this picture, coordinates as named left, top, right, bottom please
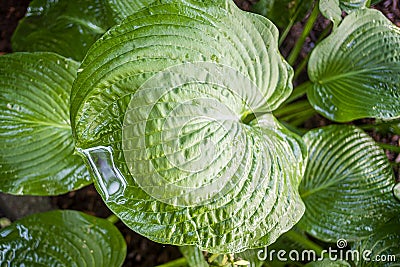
left=251, top=0, right=313, bottom=28
left=72, top=0, right=306, bottom=253
left=179, top=246, right=208, bottom=267
left=0, top=210, right=126, bottom=266
left=319, top=0, right=343, bottom=27
left=394, top=183, right=400, bottom=201
left=353, top=215, right=400, bottom=266
left=106, top=0, right=156, bottom=23
left=307, top=9, right=400, bottom=122
left=304, top=259, right=351, bottom=267
left=0, top=52, right=91, bottom=195
left=11, top=0, right=115, bottom=61
left=299, top=125, right=400, bottom=242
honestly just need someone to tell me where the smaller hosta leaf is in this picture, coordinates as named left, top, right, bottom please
left=353, top=215, right=400, bottom=266
left=308, top=9, right=400, bottom=122
left=394, top=183, right=400, bottom=201
left=339, top=0, right=369, bottom=13
left=319, top=0, right=343, bottom=27
left=0, top=210, right=126, bottom=266
left=299, top=125, right=400, bottom=242
left=179, top=246, right=208, bottom=267
left=0, top=52, right=91, bottom=195
left=304, top=259, right=351, bottom=267
left=11, top=0, right=115, bottom=61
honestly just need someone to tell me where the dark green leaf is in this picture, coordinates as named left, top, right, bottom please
left=308, top=9, right=400, bottom=122
left=72, top=0, right=306, bottom=253
left=353, top=215, right=400, bottom=266
left=251, top=0, right=313, bottom=28
left=0, top=52, right=90, bottom=195
left=0, top=210, right=126, bottom=266
left=11, top=0, right=115, bottom=61
left=299, top=125, right=400, bottom=242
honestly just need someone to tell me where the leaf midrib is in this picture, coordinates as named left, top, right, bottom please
left=300, top=173, right=350, bottom=199
left=316, top=66, right=387, bottom=84
left=14, top=118, right=70, bottom=130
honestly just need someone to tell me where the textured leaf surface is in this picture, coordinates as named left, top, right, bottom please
left=251, top=0, right=313, bottom=28
left=354, top=215, right=400, bottom=266
left=72, top=0, right=306, bottom=253
left=308, top=9, right=400, bottom=122
left=11, top=0, right=115, bottom=61
left=0, top=52, right=90, bottom=195
left=299, top=125, right=399, bottom=242
left=0, top=210, right=126, bottom=266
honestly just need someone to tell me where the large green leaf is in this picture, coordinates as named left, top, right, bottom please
left=0, top=210, right=126, bottom=266
left=353, top=215, right=400, bottom=266
left=11, top=0, right=115, bottom=61
left=72, top=0, right=306, bottom=253
left=0, top=52, right=90, bottom=195
left=251, top=0, right=313, bottom=28
left=299, top=125, right=399, bottom=242
left=307, top=9, right=400, bottom=122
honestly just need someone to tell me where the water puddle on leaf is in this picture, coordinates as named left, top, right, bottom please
left=78, top=146, right=127, bottom=201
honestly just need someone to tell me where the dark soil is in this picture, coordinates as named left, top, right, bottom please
left=0, top=1, right=399, bottom=267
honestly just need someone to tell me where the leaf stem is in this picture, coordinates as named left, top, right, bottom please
left=293, top=23, right=332, bottom=81
left=154, top=257, right=188, bottom=267
left=284, top=81, right=313, bottom=104
left=106, top=214, right=119, bottom=224
left=285, top=230, right=324, bottom=255
left=287, top=1, right=320, bottom=66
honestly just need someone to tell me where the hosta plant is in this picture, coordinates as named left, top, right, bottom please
left=0, top=0, right=399, bottom=266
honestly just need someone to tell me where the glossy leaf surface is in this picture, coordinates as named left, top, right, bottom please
left=308, top=9, right=400, bottom=122
left=11, top=0, right=115, bottom=61
left=299, top=125, right=399, bottom=242
left=354, top=215, right=400, bottom=266
left=72, top=0, right=306, bottom=253
left=0, top=52, right=91, bottom=195
left=0, top=210, right=126, bottom=266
